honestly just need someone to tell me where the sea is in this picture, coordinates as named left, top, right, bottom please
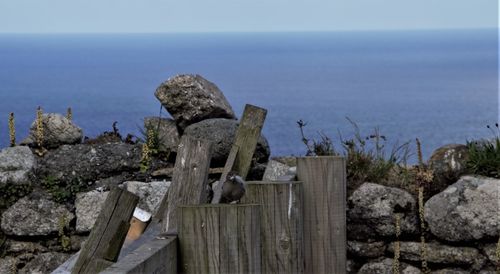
left=0, top=30, right=498, bottom=161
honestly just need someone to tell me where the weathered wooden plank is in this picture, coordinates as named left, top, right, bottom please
left=179, top=204, right=261, bottom=274
left=212, top=104, right=267, bottom=203
left=241, top=181, right=304, bottom=274
left=102, top=235, right=178, bottom=274
left=156, top=135, right=213, bottom=234
left=72, top=187, right=139, bottom=274
left=297, top=156, right=347, bottom=274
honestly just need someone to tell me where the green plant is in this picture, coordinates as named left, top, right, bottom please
left=41, top=176, right=85, bottom=203
left=58, top=215, right=71, bottom=251
left=0, top=183, right=32, bottom=210
left=297, top=120, right=336, bottom=156
left=466, top=124, right=500, bottom=178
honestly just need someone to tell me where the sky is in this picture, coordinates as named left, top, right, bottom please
left=0, top=0, right=498, bottom=33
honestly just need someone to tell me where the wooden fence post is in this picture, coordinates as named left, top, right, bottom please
left=212, top=104, right=267, bottom=203
left=241, top=181, right=304, bottom=274
left=297, top=156, right=347, bottom=274
left=72, top=187, right=139, bottom=274
left=178, top=204, right=261, bottom=274
left=155, top=135, right=213, bottom=234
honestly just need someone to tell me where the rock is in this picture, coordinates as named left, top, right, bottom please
left=124, top=181, right=170, bottom=215
left=246, top=163, right=267, bottom=181
left=346, top=259, right=361, bottom=274
left=347, top=183, right=419, bottom=239
left=481, top=244, right=499, bottom=266
left=144, top=117, right=180, bottom=153
left=263, top=160, right=295, bottom=181
left=0, top=257, right=17, bottom=274
left=5, top=240, right=48, bottom=254
left=387, top=241, right=486, bottom=270
left=183, top=118, right=270, bottom=166
left=75, top=190, right=109, bottom=233
left=21, top=113, right=83, bottom=149
left=424, top=175, right=500, bottom=242
left=358, top=258, right=421, bottom=274
left=38, top=143, right=142, bottom=184
left=430, top=269, right=470, bottom=274
left=19, top=252, right=70, bottom=274
left=347, top=240, right=386, bottom=258
left=1, top=196, right=73, bottom=236
left=0, top=146, right=36, bottom=186
left=155, top=74, right=236, bottom=130
left=428, top=144, right=469, bottom=195
left=70, top=235, right=87, bottom=251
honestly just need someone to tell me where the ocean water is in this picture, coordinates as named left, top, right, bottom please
left=0, top=30, right=498, bottom=160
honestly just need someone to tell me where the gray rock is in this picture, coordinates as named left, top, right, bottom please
left=428, top=144, right=469, bottom=195
left=5, top=240, right=48, bottom=254
left=21, top=113, right=83, bottom=149
left=1, top=196, right=73, bottom=236
left=0, top=146, right=36, bottom=185
left=75, top=190, right=109, bottom=233
left=347, top=240, right=386, bottom=258
left=481, top=244, right=499, bottom=266
left=124, top=181, right=170, bottom=215
left=70, top=235, right=87, bottom=251
left=19, top=252, right=71, bottom=274
left=358, top=258, right=421, bottom=274
left=183, top=118, right=270, bottom=166
left=347, top=183, right=419, bottom=239
left=387, top=241, right=486, bottom=270
left=155, top=74, right=236, bottom=130
left=424, top=175, right=500, bottom=242
left=0, top=257, right=17, bottom=274
left=346, top=259, right=360, bottom=274
left=263, top=160, right=296, bottom=181
left=38, top=143, right=141, bottom=184
left=430, top=269, right=470, bottom=274
left=144, top=117, right=180, bottom=153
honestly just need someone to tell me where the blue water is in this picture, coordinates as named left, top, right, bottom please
left=0, top=30, right=498, bottom=160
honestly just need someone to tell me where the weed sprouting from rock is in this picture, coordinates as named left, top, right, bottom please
left=8, top=112, right=15, bottom=147
left=466, top=124, right=500, bottom=179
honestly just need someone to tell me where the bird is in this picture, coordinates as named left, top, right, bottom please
left=220, top=171, right=246, bottom=203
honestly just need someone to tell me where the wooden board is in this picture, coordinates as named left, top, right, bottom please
left=101, top=236, right=178, bottom=274
left=241, top=181, right=304, bottom=274
left=178, top=204, right=261, bottom=274
left=72, top=187, right=139, bottom=274
left=212, top=104, right=267, bottom=203
left=297, top=156, right=347, bottom=274
left=156, top=135, right=213, bottom=234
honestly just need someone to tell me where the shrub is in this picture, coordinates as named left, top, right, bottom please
left=466, top=124, right=500, bottom=179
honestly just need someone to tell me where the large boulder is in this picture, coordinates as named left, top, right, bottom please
left=424, top=175, right=499, bottom=242
left=1, top=196, right=73, bottom=236
left=0, top=146, right=36, bottom=185
left=75, top=190, right=109, bottom=233
left=143, top=117, right=180, bottom=153
left=347, top=183, right=419, bottom=239
left=387, top=241, right=486, bottom=270
left=38, top=143, right=141, bottom=184
left=21, top=113, right=83, bottom=148
left=262, top=160, right=296, bottom=181
left=183, top=118, right=270, bottom=166
left=123, top=181, right=170, bottom=215
left=428, top=144, right=469, bottom=195
left=358, top=258, right=421, bottom=274
left=155, top=75, right=236, bottom=130
left=0, top=257, right=17, bottom=274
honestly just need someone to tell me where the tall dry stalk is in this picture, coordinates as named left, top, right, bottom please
left=8, top=112, right=15, bottom=147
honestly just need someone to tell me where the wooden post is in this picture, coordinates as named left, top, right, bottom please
left=240, top=181, right=304, bottom=274
left=212, top=104, right=267, bottom=203
left=296, top=156, right=347, bottom=274
left=156, top=135, right=213, bottom=234
left=72, top=187, right=139, bottom=274
left=178, top=204, right=261, bottom=274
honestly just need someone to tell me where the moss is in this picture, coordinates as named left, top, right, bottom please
left=58, top=215, right=71, bottom=252
left=41, top=176, right=86, bottom=204
left=0, top=183, right=32, bottom=210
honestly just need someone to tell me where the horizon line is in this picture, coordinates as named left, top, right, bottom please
left=0, top=27, right=497, bottom=35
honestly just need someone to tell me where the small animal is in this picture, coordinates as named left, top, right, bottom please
left=220, top=171, right=246, bottom=203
